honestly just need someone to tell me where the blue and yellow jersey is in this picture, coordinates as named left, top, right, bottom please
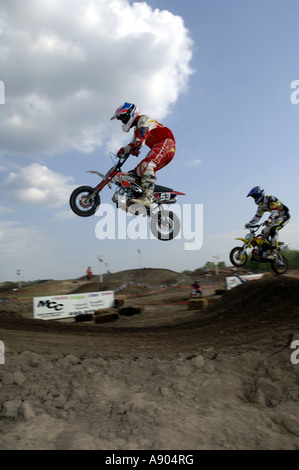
left=250, top=195, right=289, bottom=224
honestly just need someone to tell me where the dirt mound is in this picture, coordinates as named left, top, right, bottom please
left=205, top=276, right=299, bottom=320
left=70, top=268, right=190, bottom=295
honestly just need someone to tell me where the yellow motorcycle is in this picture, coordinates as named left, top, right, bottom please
left=230, top=224, right=288, bottom=274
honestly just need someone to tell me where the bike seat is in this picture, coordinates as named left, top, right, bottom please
left=154, top=184, right=173, bottom=192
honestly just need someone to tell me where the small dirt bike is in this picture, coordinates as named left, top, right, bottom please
left=229, top=224, right=289, bottom=274
left=69, top=153, right=185, bottom=240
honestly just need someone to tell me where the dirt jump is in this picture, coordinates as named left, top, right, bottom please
left=0, top=268, right=298, bottom=450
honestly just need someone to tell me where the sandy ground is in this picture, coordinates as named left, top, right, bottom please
left=0, top=268, right=298, bottom=450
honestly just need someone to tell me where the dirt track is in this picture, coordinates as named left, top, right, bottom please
left=0, top=269, right=298, bottom=450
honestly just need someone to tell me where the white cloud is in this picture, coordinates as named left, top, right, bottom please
left=4, top=163, right=76, bottom=207
left=33, top=34, right=85, bottom=60
left=0, top=0, right=193, bottom=158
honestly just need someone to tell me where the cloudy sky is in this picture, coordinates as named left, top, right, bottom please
left=0, top=0, right=298, bottom=282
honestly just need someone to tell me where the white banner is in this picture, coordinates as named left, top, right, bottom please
left=226, top=274, right=264, bottom=290
left=33, top=290, right=114, bottom=320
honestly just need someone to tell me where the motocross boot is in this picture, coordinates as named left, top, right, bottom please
left=266, top=235, right=280, bottom=260
left=262, top=247, right=279, bottom=260
left=128, top=175, right=156, bottom=208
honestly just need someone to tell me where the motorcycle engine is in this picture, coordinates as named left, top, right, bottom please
left=112, top=188, right=128, bottom=208
left=112, top=184, right=143, bottom=211
left=252, top=244, right=269, bottom=262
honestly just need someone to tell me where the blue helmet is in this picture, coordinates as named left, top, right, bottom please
left=111, top=102, right=140, bottom=132
left=247, top=186, right=265, bottom=204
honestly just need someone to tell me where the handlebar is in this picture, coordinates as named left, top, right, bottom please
left=245, top=224, right=262, bottom=231
left=114, top=152, right=132, bottom=170
left=117, top=152, right=131, bottom=160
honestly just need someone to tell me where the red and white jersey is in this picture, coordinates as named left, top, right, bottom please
left=129, top=114, right=175, bottom=150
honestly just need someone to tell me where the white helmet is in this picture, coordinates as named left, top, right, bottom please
left=111, top=102, right=140, bottom=132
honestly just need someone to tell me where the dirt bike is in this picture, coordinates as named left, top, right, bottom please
left=229, top=224, right=289, bottom=274
left=69, top=153, right=185, bottom=240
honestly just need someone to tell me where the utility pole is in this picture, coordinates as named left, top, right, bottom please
left=98, top=255, right=103, bottom=282
left=213, top=255, right=219, bottom=275
left=137, top=249, right=143, bottom=269
left=17, top=269, right=21, bottom=289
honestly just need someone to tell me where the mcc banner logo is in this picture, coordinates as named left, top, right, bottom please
left=33, top=291, right=114, bottom=320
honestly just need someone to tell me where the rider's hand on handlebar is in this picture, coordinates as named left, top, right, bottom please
left=117, top=145, right=131, bottom=158
left=245, top=223, right=251, bottom=229
left=117, top=142, right=141, bottom=158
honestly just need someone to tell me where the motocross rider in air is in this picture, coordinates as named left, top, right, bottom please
left=111, top=102, right=176, bottom=208
left=245, top=186, right=290, bottom=258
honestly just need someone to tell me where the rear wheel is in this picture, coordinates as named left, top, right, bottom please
left=271, top=255, right=288, bottom=274
left=229, top=247, right=247, bottom=267
left=150, top=210, right=180, bottom=240
left=69, top=186, right=101, bottom=217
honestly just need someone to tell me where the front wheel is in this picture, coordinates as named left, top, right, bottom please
left=150, top=210, right=180, bottom=240
left=69, top=186, right=101, bottom=217
left=271, top=255, right=288, bottom=275
left=229, top=246, right=248, bottom=267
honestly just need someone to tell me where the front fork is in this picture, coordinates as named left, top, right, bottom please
left=237, top=244, right=247, bottom=260
left=86, top=169, right=118, bottom=201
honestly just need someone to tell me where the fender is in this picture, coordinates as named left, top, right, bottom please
left=236, top=237, right=254, bottom=248
left=236, top=237, right=248, bottom=243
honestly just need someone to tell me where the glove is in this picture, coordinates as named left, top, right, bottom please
left=130, top=142, right=141, bottom=157
left=117, top=145, right=131, bottom=157
left=245, top=223, right=251, bottom=229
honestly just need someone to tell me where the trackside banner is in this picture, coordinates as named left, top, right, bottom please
left=33, top=291, right=114, bottom=320
left=226, top=274, right=264, bottom=290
